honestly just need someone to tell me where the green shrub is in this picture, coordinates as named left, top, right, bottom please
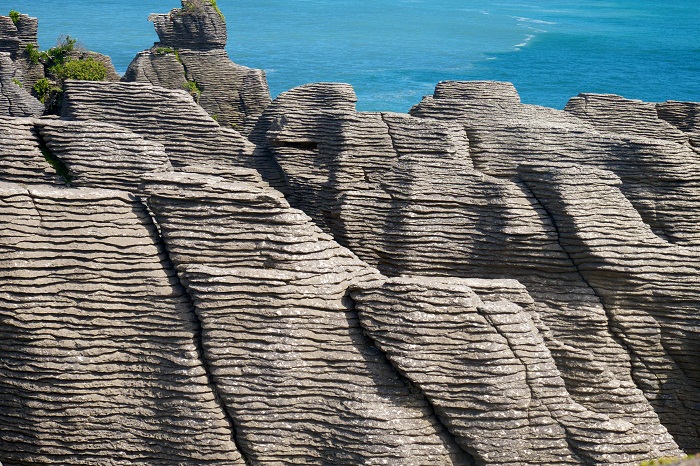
left=52, top=58, right=106, bottom=81
left=180, top=0, right=224, bottom=20
left=8, top=10, right=20, bottom=24
left=33, top=78, right=61, bottom=103
left=25, top=43, right=41, bottom=64
left=42, top=36, right=77, bottom=68
left=183, top=80, right=202, bottom=98
left=11, top=78, right=22, bottom=88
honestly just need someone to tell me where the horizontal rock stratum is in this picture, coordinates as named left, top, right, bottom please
left=1, top=4, right=700, bottom=466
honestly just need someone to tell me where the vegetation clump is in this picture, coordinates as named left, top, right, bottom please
left=183, top=80, right=202, bottom=99
left=11, top=78, right=22, bottom=88
left=154, top=47, right=181, bottom=63
left=33, top=78, right=61, bottom=104
left=27, top=36, right=107, bottom=111
left=25, top=43, right=41, bottom=64
left=180, top=0, right=225, bottom=20
left=8, top=10, right=20, bottom=24
left=52, top=58, right=106, bottom=81
left=640, top=455, right=700, bottom=466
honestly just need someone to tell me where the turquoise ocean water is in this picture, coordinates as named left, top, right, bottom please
left=3, top=0, right=699, bottom=111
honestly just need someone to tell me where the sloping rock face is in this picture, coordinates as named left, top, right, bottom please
left=140, top=172, right=470, bottom=465
left=36, top=119, right=173, bottom=191
left=61, top=80, right=259, bottom=175
left=410, top=81, right=700, bottom=247
left=657, top=100, right=700, bottom=149
left=0, top=53, right=43, bottom=117
left=0, top=183, right=244, bottom=464
left=352, top=277, right=669, bottom=465
left=250, top=81, right=699, bottom=456
left=0, top=116, right=58, bottom=183
left=520, top=165, right=700, bottom=451
left=123, top=0, right=271, bottom=130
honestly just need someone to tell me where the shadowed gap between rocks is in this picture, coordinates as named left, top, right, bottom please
left=136, top=197, right=252, bottom=466
left=518, top=176, right=694, bottom=451
left=342, top=291, right=478, bottom=465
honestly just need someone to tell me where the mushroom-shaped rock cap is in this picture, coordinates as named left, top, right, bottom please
left=149, top=0, right=227, bottom=50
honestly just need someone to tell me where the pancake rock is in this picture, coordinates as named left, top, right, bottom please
left=0, top=13, right=44, bottom=92
left=61, top=80, right=262, bottom=177
left=0, top=116, right=58, bottom=184
left=0, top=183, right=244, bottom=464
left=0, top=53, right=43, bottom=117
left=410, top=81, right=700, bottom=247
left=520, top=165, right=700, bottom=451
left=141, top=172, right=470, bottom=465
left=352, top=277, right=670, bottom=465
left=123, top=0, right=271, bottom=130
left=35, top=118, right=173, bottom=192
left=657, top=100, right=700, bottom=150
left=250, top=82, right=687, bottom=457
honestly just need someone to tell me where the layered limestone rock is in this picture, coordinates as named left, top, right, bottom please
left=250, top=82, right=687, bottom=457
left=61, top=80, right=259, bottom=176
left=123, top=0, right=271, bottom=129
left=36, top=118, right=173, bottom=191
left=0, top=182, right=244, bottom=464
left=564, top=93, right=688, bottom=143
left=520, top=165, right=700, bottom=452
left=0, top=53, right=44, bottom=117
left=410, top=81, right=700, bottom=247
left=141, top=172, right=470, bottom=465
left=657, top=100, right=700, bottom=149
left=352, top=277, right=675, bottom=465
left=0, top=116, right=57, bottom=184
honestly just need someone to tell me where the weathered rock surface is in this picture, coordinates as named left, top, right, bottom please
left=0, top=116, right=57, bottom=184
left=657, top=100, right=700, bottom=149
left=352, top=277, right=673, bottom=465
left=250, top=81, right=694, bottom=457
left=409, top=82, right=700, bottom=247
left=0, top=53, right=43, bottom=117
left=521, top=165, right=700, bottom=451
left=0, top=182, right=244, bottom=464
left=36, top=119, right=173, bottom=191
left=61, top=80, right=259, bottom=176
left=141, top=172, right=470, bottom=465
left=123, top=0, right=271, bottom=129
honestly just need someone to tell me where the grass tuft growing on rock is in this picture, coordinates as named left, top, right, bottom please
left=8, top=10, right=20, bottom=24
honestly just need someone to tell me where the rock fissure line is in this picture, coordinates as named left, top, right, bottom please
left=139, top=199, right=251, bottom=466
left=475, top=304, right=588, bottom=465
left=519, top=180, right=659, bottom=393
left=347, top=291, right=478, bottom=465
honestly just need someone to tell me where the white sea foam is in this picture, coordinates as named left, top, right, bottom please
left=513, top=16, right=556, bottom=25
left=514, top=34, right=535, bottom=49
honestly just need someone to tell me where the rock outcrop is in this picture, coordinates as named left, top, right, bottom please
left=0, top=183, right=245, bottom=464
left=0, top=53, right=43, bottom=117
left=140, top=172, right=471, bottom=465
left=249, top=81, right=698, bottom=456
left=123, top=0, right=271, bottom=130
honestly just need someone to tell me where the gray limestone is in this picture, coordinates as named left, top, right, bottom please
left=0, top=182, right=244, bottom=464
left=123, top=0, right=271, bottom=129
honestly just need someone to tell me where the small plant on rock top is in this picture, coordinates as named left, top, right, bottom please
left=52, top=58, right=106, bottom=81
left=33, top=77, right=61, bottom=103
left=25, top=43, right=41, bottom=64
left=8, top=10, right=20, bottom=24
